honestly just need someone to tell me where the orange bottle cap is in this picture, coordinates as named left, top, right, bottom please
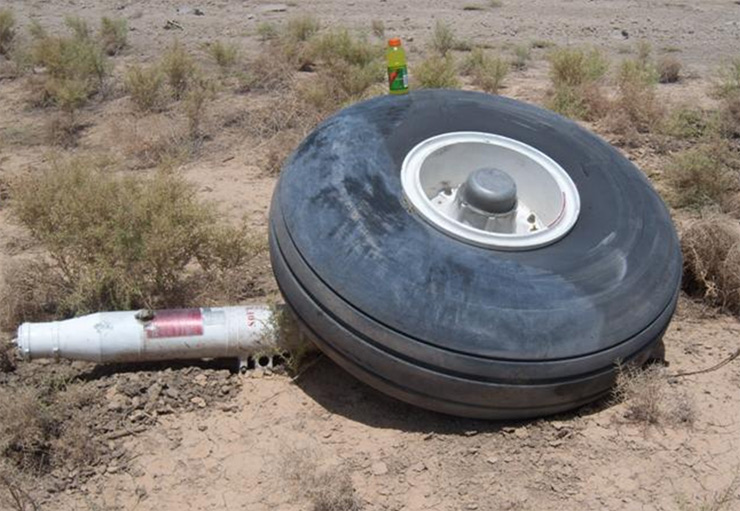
left=388, top=37, right=402, bottom=47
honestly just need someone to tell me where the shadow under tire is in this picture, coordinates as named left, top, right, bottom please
left=268, top=90, right=682, bottom=419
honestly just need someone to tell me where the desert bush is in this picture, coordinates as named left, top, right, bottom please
left=662, top=107, right=717, bottom=140
left=125, top=63, right=166, bottom=112
left=298, top=29, right=383, bottom=112
left=0, top=387, right=56, bottom=472
left=607, top=55, right=663, bottom=134
left=208, top=40, right=238, bottom=70
left=257, top=22, right=279, bottom=42
left=29, top=26, right=110, bottom=106
left=99, top=16, right=128, bottom=56
left=547, top=47, right=608, bottom=120
left=0, top=8, right=16, bottom=55
left=64, top=16, right=90, bottom=41
left=715, top=57, right=740, bottom=99
left=666, top=142, right=739, bottom=208
left=161, top=41, right=196, bottom=100
left=549, top=47, right=608, bottom=88
left=241, top=46, right=295, bottom=92
left=511, top=44, right=530, bottom=70
left=3, top=158, right=263, bottom=321
left=371, top=20, right=385, bottom=39
left=682, top=218, right=740, bottom=313
left=415, top=54, right=460, bottom=89
left=431, top=20, right=456, bottom=56
left=184, top=75, right=216, bottom=140
left=285, top=15, right=320, bottom=43
left=463, top=48, right=508, bottom=93
left=658, top=55, right=681, bottom=83
left=283, top=449, right=362, bottom=511
left=613, top=364, right=695, bottom=427
left=719, top=91, right=740, bottom=138
left=0, top=466, right=37, bottom=511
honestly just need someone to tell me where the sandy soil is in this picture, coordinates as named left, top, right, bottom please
left=1, top=1, right=740, bottom=510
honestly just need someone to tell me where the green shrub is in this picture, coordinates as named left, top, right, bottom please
left=125, top=64, right=166, bottom=112
left=99, top=17, right=128, bottom=55
left=161, top=41, right=195, bottom=99
left=662, top=107, right=716, bottom=140
left=666, top=142, right=740, bottom=208
left=547, top=47, right=608, bottom=120
left=610, top=55, right=663, bottom=133
left=463, top=48, right=508, bottom=93
left=415, top=54, right=460, bottom=89
left=309, top=29, right=382, bottom=68
left=29, top=25, right=110, bottom=108
left=0, top=8, right=16, bottom=55
left=549, top=47, right=607, bottom=88
left=6, top=158, right=263, bottom=319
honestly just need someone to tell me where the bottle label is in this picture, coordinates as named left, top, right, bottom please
left=388, top=65, right=409, bottom=92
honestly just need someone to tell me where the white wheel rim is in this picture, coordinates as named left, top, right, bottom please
left=400, top=132, right=581, bottom=251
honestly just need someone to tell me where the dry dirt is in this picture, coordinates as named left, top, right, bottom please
left=1, top=1, right=740, bottom=510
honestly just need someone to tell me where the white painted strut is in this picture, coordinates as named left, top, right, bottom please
left=15, top=306, right=276, bottom=367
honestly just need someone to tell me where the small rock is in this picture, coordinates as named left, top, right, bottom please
left=549, top=440, right=563, bottom=448
left=194, top=374, right=208, bottom=387
left=371, top=462, right=388, bottom=476
left=164, top=20, right=184, bottom=30
left=466, top=504, right=479, bottom=510
left=411, top=462, right=426, bottom=472
left=191, top=396, right=207, bottom=408
left=107, top=465, right=120, bottom=474
left=193, top=8, right=204, bottom=15
left=129, top=410, right=146, bottom=422
left=463, top=430, right=478, bottom=437
left=486, top=457, right=498, bottom=465
left=198, top=424, right=208, bottom=432
left=164, top=387, right=180, bottom=400
left=218, top=402, right=239, bottom=412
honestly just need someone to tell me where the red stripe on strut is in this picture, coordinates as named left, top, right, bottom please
left=145, top=309, right=204, bottom=339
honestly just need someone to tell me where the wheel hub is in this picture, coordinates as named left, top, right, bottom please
left=401, top=132, right=581, bottom=250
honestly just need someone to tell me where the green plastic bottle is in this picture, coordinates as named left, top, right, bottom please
left=386, top=37, right=409, bottom=95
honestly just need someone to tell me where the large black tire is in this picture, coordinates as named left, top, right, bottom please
left=269, top=90, right=681, bottom=419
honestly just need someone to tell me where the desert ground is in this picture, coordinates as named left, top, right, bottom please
left=1, top=0, right=740, bottom=510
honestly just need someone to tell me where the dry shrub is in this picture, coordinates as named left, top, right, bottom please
left=431, top=20, right=456, bottom=56
left=3, top=158, right=263, bottom=323
left=257, top=22, right=278, bottom=42
left=511, top=44, right=530, bottom=71
left=0, top=8, right=16, bottom=55
left=681, top=218, right=740, bottom=313
left=297, top=29, right=383, bottom=114
left=99, top=17, right=127, bottom=56
left=719, top=92, right=740, bottom=138
left=45, top=113, right=84, bottom=148
left=607, top=56, right=664, bottom=136
left=415, top=54, right=460, bottom=89
left=666, top=142, right=740, bottom=208
left=120, top=116, right=191, bottom=169
left=371, top=20, right=385, bottom=39
left=261, top=130, right=304, bottom=176
left=0, top=387, right=56, bottom=472
left=241, top=45, right=295, bottom=92
left=184, top=75, right=216, bottom=140
left=0, top=466, right=38, bottom=511
left=715, top=57, right=740, bottom=99
left=207, top=40, right=238, bottom=71
left=662, top=107, right=717, bottom=140
left=125, top=63, right=166, bottom=112
left=613, top=364, right=696, bottom=427
left=658, top=55, right=681, bottom=83
left=285, top=15, right=320, bottom=44
left=547, top=47, right=608, bottom=120
left=0, top=339, right=15, bottom=373
left=462, top=48, right=508, bottom=93
left=283, top=448, right=362, bottom=511
left=161, top=40, right=196, bottom=100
